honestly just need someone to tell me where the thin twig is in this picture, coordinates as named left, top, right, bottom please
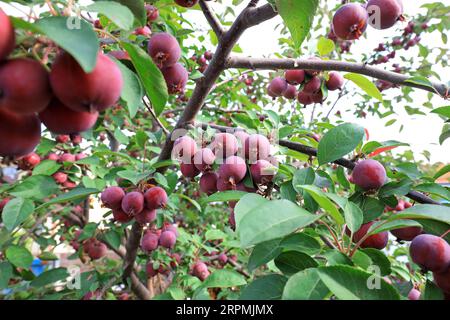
left=143, top=98, right=170, bottom=135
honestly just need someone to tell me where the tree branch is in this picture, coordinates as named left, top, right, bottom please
left=196, top=122, right=441, bottom=205
left=122, top=222, right=143, bottom=282
left=156, top=2, right=277, bottom=169
left=226, top=56, right=449, bottom=97
left=199, top=0, right=225, bottom=38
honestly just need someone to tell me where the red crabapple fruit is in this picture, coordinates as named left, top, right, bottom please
left=219, top=156, right=247, bottom=184
left=159, top=230, right=177, bottom=249
left=161, top=63, right=188, bottom=94
left=101, top=186, right=125, bottom=210
left=350, top=221, right=389, bottom=249
left=332, top=3, right=368, bottom=40
left=147, top=33, right=181, bottom=68
left=192, top=261, right=210, bottom=281
left=267, top=77, right=288, bottom=98
left=366, top=0, right=404, bottom=30
left=180, top=162, right=200, bottom=178
left=250, top=159, right=277, bottom=184
left=0, top=9, right=15, bottom=61
left=112, top=208, right=133, bottom=223
left=244, top=134, right=271, bottom=163
left=144, top=187, right=168, bottom=210
left=121, top=191, right=145, bottom=215
left=351, top=159, right=387, bottom=191
left=193, top=148, right=216, bottom=172
left=172, top=136, right=198, bottom=162
left=50, top=52, right=123, bottom=113
left=210, top=133, right=238, bottom=159
left=39, top=99, right=98, bottom=134
left=0, top=58, right=52, bottom=115
left=326, top=72, right=345, bottom=91
left=200, top=172, right=219, bottom=195
left=285, top=70, right=305, bottom=85
left=175, top=0, right=198, bottom=8
left=135, top=208, right=157, bottom=224
left=410, top=234, right=450, bottom=272
left=141, top=231, right=159, bottom=253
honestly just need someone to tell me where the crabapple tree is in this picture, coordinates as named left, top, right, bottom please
left=0, top=0, right=449, bottom=301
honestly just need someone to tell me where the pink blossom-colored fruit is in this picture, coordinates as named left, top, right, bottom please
left=407, top=288, right=421, bottom=300
left=285, top=70, right=305, bottom=85
left=175, top=0, right=198, bottom=8
left=0, top=58, right=52, bottom=115
left=250, top=159, right=277, bottom=184
left=410, top=235, right=450, bottom=272
left=121, top=191, right=144, bottom=215
left=159, top=230, right=177, bottom=249
left=59, top=153, right=76, bottom=163
left=147, top=33, right=181, bottom=68
left=101, top=186, right=125, bottom=210
left=267, top=77, right=288, bottom=98
left=297, top=91, right=313, bottom=105
left=135, top=208, right=156, bottom=224
left=367, top=0, right=403, bottom=30
left=145, top=5, right=159, bottom=22
left=161, top=63, right=188, bottom=94
left=39, top=99, right=98, bottom=134
left=244, top=134, right=271, bottom=163
left=53, top=172, right=68, bottom=184
left=332, top=3, right=368, bottom=40
left=144, top=186, right=168, bottom=210
left=50, top=52, right=123, bottom=113
left=200, top=172, right=218, bottom=195
left=172, top=136, right=197, bottom=162
left=303, top=76, right=322, bottom=93
left=112, top=208, right=132, bottom=223
left=219, top=156, right=247, bottom=184
left=180, top=162, right=200, bottom=178
left=283, top=84, right=297, bottom=100
left=18, top=152, right=41, bottom=170
left=210, top=133, right=238, bottom=159
left=433, top=267, right=450, bottom=293
left=352, top=159, right=387, bottom=191
left=193, top=148, right=216, bottom=172
left=0, top=109, right=41, bottom=157
left=88, top=241, right=107, bottom=260
left=326, top=72, right=344, bottom=91
left=141, top=231, right=159, bottom=253
left=0, top=9, right=15, bottom=61
left=349, top=221, right=389, bottom=249
left=192, top=261, right=210, bottom=281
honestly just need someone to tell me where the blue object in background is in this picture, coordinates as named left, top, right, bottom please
left=31, top=258, right=45, bottom=276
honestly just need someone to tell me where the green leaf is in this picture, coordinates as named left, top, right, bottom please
left=116, top=170, right=153, bottom=185
left=32, top=160, right=61, bottom=176
left=113, top=0, right=146, bottom=26
left=297, top=185, right=344, bottom=225
left=39, top=188, right=99, bottom=209
left=240, top=275, right=287, bottom=300
left=275, top=251, right=318, bottom=276
left=2, top=197, right=35, bottom=231
left=280, top=233, right=321, bottom=255
left=10, top=175, right=58, bottom=201
left=378, top=179, right=413, bottom=198
left=116, top=60, right=144, bottom=118
left=174, top=193, right=202, bottom=212
left=434, top=164, right=450, bottom=180
left=203, top=190, right=248, bottom=204
left=414, top=183, right=450, bottom=201
left=86, top=1, right=134, bottom=30
left=6, top=245, right=34, bottom=268
left=35, top=17, right=99, bottom=72
left=31, top=268, right=69, bottom=288
left=422, top=280, right=444, bottom=300
left=361, top=249, right=391, bottom=276
left=103, top=230, right=121, bottom=250
left=0, top=262, right=13, bottom=289
left=282, top=268, right=329, bottom=300
left=39, top=252, right=59, bottom=261
left=317, top=265, right=400, bottom=300
left=275, top=0, right=319, bottom=48
left=318, top=123, right=365, bottom=166
left=236, top=195, right=321, bottom=247
left=405, top=76, right=437, bottom=93
left=389, top=204, right=450, bottom=225
left=317, top=36, right=335, bottom=56
left=121, top=42, right=168, bottom=115
left=201, top=270, right=246, bottom=288
left=234, top=193, right=268, bottom=228
left=343, top=201, right=363, bottom=233
left=344, top=73, right=383, bottom=101
left=431, top=106, right=450, bottom=118
left=368, top=219, right=422, bottom=235
left=248, top=238, right=283, bottom=272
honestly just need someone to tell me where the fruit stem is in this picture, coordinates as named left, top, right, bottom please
left=319, top=220, right=343, bottom=252
left=440, top=229, right=450, bottom=239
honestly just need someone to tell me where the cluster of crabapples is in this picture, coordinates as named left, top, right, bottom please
left=0, top=9, right=123, bottom=160
left=346, top=158, right=450, bottom=298
left=267, top=63, right=345, bottom=105
left=332, top=0, right=404, bottom=41
left=173, top=131, right=278, bottom=228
